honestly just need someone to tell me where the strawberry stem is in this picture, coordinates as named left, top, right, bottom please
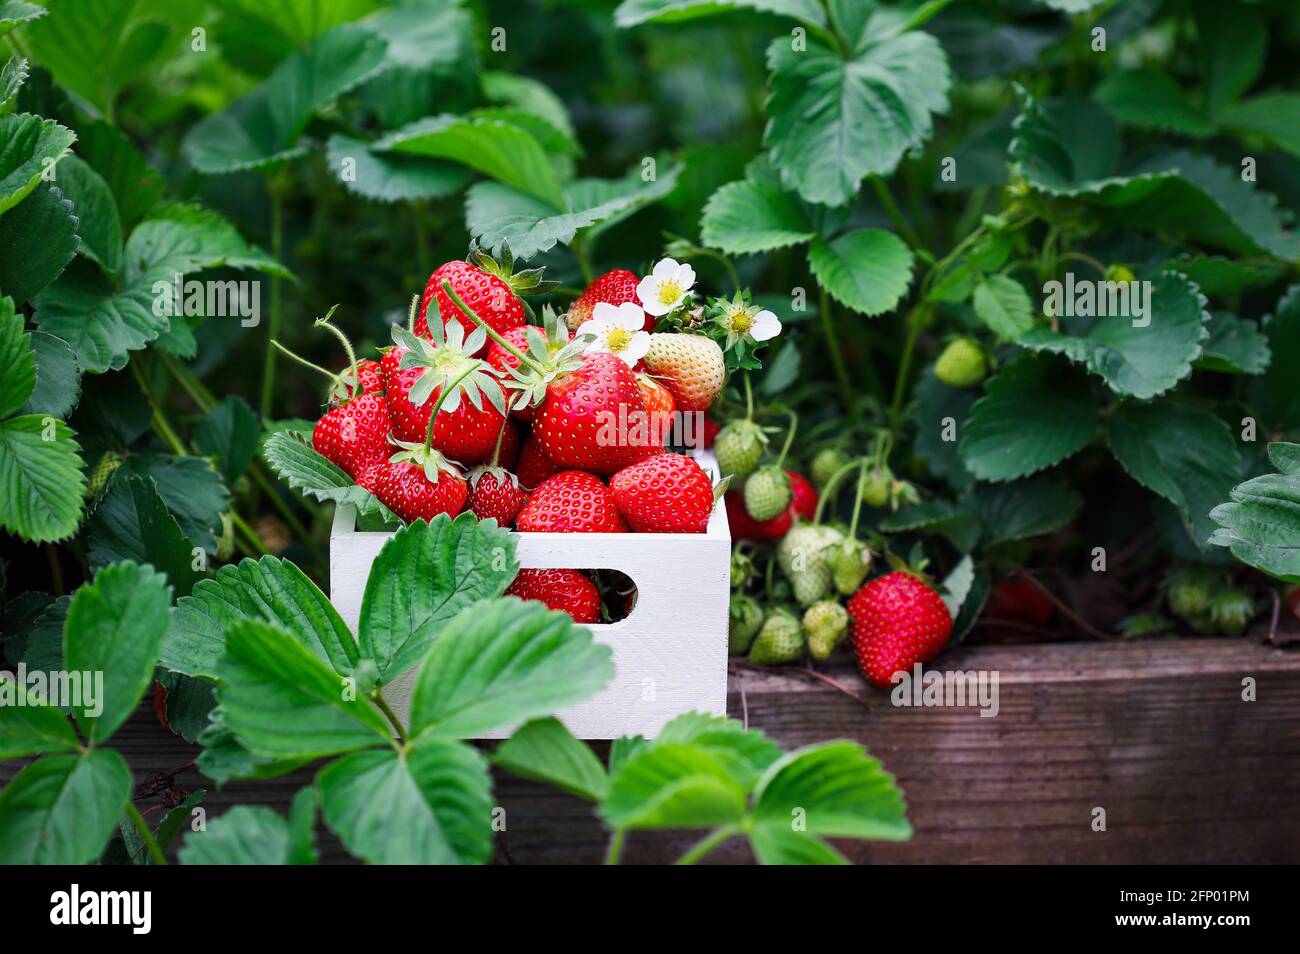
left=848, top=459, right=868, bottom=539
left=489, top=417, right=509, bottom=467
left=312, top=305, right=358, bottom=389
left=813, top=457, right=866, bottom=525
left=441, top=280, right=545, bottom=374
left=270, top=339, right=342, bottom=389
left=743, top=371, right=753, bottom=421
left=423, top=364, right=479, bottom=454
left=773, top=409, right=798, bottom=469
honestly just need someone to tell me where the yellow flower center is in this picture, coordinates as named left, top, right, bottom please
left=727, top=307, right=753, bottom=334
left=607, top=327, right=633, bottom=351
left=656, top=279, right=683, bottom=305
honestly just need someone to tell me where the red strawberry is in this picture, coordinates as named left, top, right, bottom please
left=380, top=325, right=508, bottom=465
left=847, top=572, right=953, bottom=689
left=980, top=572, right=1054, bottom=641
left=535, top=352, right=659, bottom=475
left=787, top=471, right=817, bottom=521
left=636, top=373, right=676, bottom=445
left=567, top=269, right=649, bottom=332
left=611, top=452, right=715, bottom=533
left=724, top=490, right=792, bottom=541
left=312, top=392, right=391, bottom=479
left=369, top=458, right=468, bottom=524
left=466, top=420, right=529, bottom=524
left=515, top=471, right=627, bottom=533
left=416, top=260, right=524, bottom=352
left=486, top=316, right=572, bottom=422
left=516, top=434, right=560, bottom=489
left=506, top=568, right=601, bottom=623
left=329, top=358, right=385, bottom=407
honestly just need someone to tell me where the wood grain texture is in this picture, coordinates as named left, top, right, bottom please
left=329, top=449, right=731, bottom=739
left=4, top=638, right=1295, bottom=864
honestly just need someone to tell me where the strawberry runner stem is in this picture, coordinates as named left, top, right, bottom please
left=439, top=280, right=546, bottom=375
left=270, top=339, right=343, bottom=388
left=312, top=306, right=359, bottom=387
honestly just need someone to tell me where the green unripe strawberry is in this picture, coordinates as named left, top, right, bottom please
left=831, top=538, right=872, bottom=596
left=1106, top=264, right=1136, bottom=284
left=776, top=524, right=842, bottom=606
left=715, top=420, right=767, bottom=481
left=744, top=465, right=792, bottom=522
left=810, top=447, right=851, bottom=490
left=728, top=594, right=764, bottom=654
left=86, top=450, right=122, bottom=498
left=748, top=608, right=805, bottom=665
left=1165, top=567, right=1217, bottom=620
left=803, top=600, right=849, bottom=660
left=1209, top=589, right=1254, bottom=636
left=863, top=467, right=891, bottom=508
left=935, top=337, right=987, bottom=388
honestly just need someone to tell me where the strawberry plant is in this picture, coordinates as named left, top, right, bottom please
left=2, top=0, right=1300, bottom=867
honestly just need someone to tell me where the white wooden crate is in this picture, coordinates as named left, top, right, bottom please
left=328, top=450, right=731, bottom=739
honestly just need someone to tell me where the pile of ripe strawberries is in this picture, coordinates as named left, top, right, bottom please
left=305, top=253, right=730, bottom=622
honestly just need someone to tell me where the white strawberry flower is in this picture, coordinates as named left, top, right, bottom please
left=576, top=301, right=651, bottom=367
left=637, top=257, right=696, bottom=317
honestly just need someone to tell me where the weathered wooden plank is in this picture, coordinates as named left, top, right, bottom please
left=3, top=639, right=1297, bottom=864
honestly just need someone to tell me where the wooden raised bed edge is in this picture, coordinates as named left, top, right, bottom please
left=4, top=637, right=1296, bottom=864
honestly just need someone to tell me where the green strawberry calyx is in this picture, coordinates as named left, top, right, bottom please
left=392, top=321, right=507, bottom=418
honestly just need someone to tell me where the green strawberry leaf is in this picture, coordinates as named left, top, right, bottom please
left=262, top=429, right=397, bottom=523
left=359, top=514, right=518, bottom=685
left=408, top=598, right=613, bottom=741
left=971, top=274, right=1034, bottom=340
left=1210, top=442, right=1300, bottom=583
left=700, top=176, right=815, bottom=256
left=614, top=0, right=827, bottom=30
left=1198, top=1, right=1265, bottom=117
left=57, top=155, right=121, bottom=278
left=600, top=743, right=750, bottom=831
left=74, top=121, right=165, bottom=231
left=1197, top=312, right=1271, bottom=375
left=1252, top=284, right=1300, bottom=431
left=65, top=561, right=171, bottom=743
left=1094, top=69, right=1213, bottom=136
left=959, top=353, right=1098, bottom=482
left=0, top=293, right=34, bottom=416
left=85, top=473, right=203, bottom=595
left=33, top=260, right=169, bottom=374
left=0, top=112, right=75, bottom=216
left=0, top=54, right=28, bottom=115
left=376, top=114, right=563, bottom=206
left=0, top=684, right=77, bottom=759
left=808, top=229, right=914, bottom=316
left=325, top=133, right=471, bottom=203
left=183, top=23, right=388, bottom=175
left=0, top=1, right=43, bottom=40
left=972, top=475, right=1083, bottom=547
left=317, top=737, right=493, bottom=865
left=193, top=395, right=260, bottom=484
left=1219, top=94, right=1300, bottom=161
left=465, top=162, right=680, bottom=261
left=750, top=741, right=911, bottom=841
left=0, top=414, right=85, bottom=543
left=764, top=23, right=950, bottom=206
left=216, top=619, right=390, bottom=761
left=119, top=453, right=228, bottom=555
left=1017, top=270, right=1210, bottom=400
left=0, top=181, right=80, bottom=303
left=492, top=717, right=609, bottom=802
left=749, top=825, right=848, bottom=864
left=164, top=555, right=357, bottom=682
left=126, top=203, right=290, bottom=281
left=180, top=787, right=317, bottom=865
left=0, top=749, right=131, bottom=864
left=1105, top=401, right=1243, bottom=547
